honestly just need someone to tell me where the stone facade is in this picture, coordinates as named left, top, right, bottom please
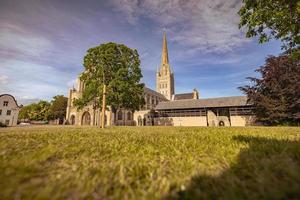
left=66, top=32, right=255, bottom=127
left=66, top=76, right=167, bottom=126
left=0, top=94, right=20, bottom=126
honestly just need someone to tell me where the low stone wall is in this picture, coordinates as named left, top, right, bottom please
left=155, top=116, right=207, bottom=126
left=230, top=115, right=256, bottom=126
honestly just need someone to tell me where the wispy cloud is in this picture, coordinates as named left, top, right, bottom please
left=110, top=0, right=249, bottom=53
left=0, top=23, right=53, bottom=59
left=0, top=59, right=71, bottom=102
left=17, top=96, right=40, bottom=106
left=0, top=75, right=8, bottom=84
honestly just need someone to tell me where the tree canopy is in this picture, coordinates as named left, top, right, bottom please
left=74, top=42, right=145, bottom=114
left=48, top=95, right=68, bottom=120
left=18, top=95, right=68, bottom=122
left=239, top=55, right=300, bottom=125
left=19, top=100, right=51, bottom=121
left=238, top=0, right=300, bottom=57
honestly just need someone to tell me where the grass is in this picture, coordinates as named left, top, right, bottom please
left=0, top=126, right=299, bottom=200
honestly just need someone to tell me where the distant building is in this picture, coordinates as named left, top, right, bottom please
left=0, top=94, right=20, bottom=126
left=66, top=32, right=255, bottom=127
left=155, top=96, right=255, bottom=126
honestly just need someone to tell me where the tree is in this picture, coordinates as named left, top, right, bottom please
left=239, top=55, right=300, bottom=125
left=74, top=42, right=145, bottom=127
left=238, top=0, right=300, bottom=57
left=18, top=106, right=31, bottom=121
left=18, top=100, right=51, bottom=121
left=48, top=95, right=68, bottom=121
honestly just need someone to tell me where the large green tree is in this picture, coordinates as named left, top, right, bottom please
left=48, top=95, right=68, bottom=121
left=74, top=43, right=145, bottom=124
left=239, top=55, right=300, bottom=125
left=238, top=0, right=300, bottom=57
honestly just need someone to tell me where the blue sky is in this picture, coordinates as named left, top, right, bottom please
left=0, top=0, right=282, bottom=105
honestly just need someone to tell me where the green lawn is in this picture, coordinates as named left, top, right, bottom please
left=0, top=126, right=299, bottom=200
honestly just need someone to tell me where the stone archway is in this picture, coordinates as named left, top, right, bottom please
left=82, top=111, right=91, bottom=125
left=70, top=115, right=75, bottom=125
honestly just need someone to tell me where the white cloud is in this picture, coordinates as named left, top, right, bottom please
left=111, top=0, right=249, bottom=53
left=0, top=59, right=71, bottom=101
left=17, top=96, right=40, bottom=106
left=0, top=75, right=8, bottom=84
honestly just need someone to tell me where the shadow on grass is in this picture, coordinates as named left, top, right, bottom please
left=167, top=135, right=300, bottom=200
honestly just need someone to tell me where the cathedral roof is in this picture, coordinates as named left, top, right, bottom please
left=144, top=87, right=168, bottom=100
left=174, top=93, right=194, bottom=100
left=155, top=96, right=251, bottom=110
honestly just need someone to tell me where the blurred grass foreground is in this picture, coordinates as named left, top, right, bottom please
left=0, top=126, right=299, bottom=199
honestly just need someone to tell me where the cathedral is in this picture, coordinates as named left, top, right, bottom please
left=66, top=32, right=255, bottom=126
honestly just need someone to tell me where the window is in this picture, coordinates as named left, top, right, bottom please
left=5, top=120, right=9, bottom=125
left=127, top=112, right=132, bottom=120
left=117, top=110, right=123, bottom=120
left=6, top=110, right=11, bottom=116
left=0, top=109, right=2, bottom=115
left=229, top=107, right=253, bottom=116
left=156, top=109, right=207, bottom=117
left=3, top=101, right=8, bottom=106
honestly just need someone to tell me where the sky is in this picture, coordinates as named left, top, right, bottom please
left=0, top=0, right=283, bottom=105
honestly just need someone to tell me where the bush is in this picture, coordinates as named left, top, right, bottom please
left=0, top=122, right=7, bottom=127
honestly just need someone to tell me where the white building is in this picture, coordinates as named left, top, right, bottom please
left=0, top=94, right=20, bottom=126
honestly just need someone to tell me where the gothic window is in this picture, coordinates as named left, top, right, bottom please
left=117, top=110, right=123, bottom=120
left=70, top=115, right=76, bottom=125
left=6, top=110, right=11, bottom=116
left=147, top=96, right=150, bottom=108
left=127, top=112, right=132, bottom=120
left=3, top=101, right=8, bottom=106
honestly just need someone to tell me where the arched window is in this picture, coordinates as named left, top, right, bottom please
left=70, top=115, right=75, bottom=125
left=127, top=112, right=132, bottom=120
left=151, top=97, right=155, bottom=105
left=117, top=110, right=123, bottom=120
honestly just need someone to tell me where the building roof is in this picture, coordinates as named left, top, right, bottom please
left=0, top=94, right=19, bottom=107
left=155, top=96, right=251, bottom=110
left=174, top=93, right=194, bottom=100
left=144, top=87, right=168, bottom=100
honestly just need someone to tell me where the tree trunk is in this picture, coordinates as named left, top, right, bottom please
left=101, top=84, right=106, bottom=128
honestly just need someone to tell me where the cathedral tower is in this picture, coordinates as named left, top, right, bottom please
left=156, top=32, right=175, bottom=100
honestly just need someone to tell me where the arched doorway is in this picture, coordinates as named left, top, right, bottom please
left=82, top=111, right=91, bottom=125
left=70, top=115, right=75, bottom=125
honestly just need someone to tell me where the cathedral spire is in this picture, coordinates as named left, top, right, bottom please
left=156, top=31, right=174, bottom=100
left=161, top=31, right=169, bottom=65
